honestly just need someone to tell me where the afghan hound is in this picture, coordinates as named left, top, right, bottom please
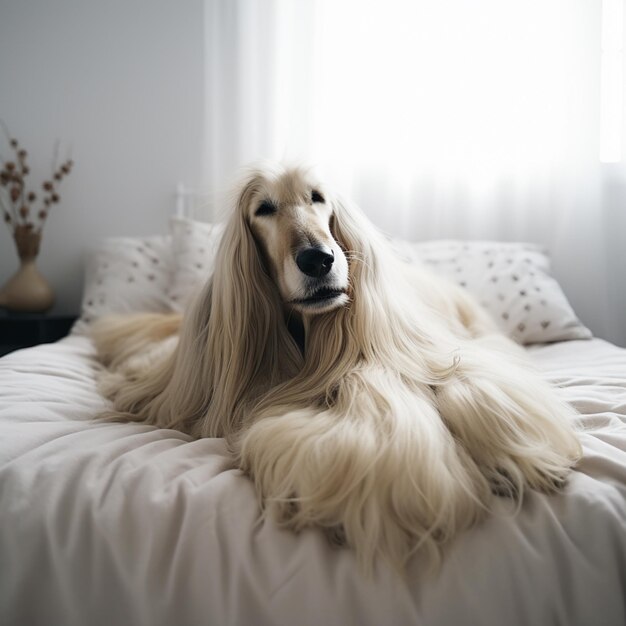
left=93, top=163, right=581, bottom=573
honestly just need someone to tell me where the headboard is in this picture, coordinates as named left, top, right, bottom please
left=174, top=183, right=218, bottom=222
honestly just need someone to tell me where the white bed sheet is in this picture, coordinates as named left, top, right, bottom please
left=0, top=336, right=625, bottom=626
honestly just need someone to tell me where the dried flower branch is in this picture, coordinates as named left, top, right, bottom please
left=0, top=120, right=73, bottom=236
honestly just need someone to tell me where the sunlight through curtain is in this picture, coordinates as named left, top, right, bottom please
left=202, top=0, right=626, bottom=343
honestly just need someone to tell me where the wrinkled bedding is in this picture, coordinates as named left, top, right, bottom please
left=0, top=336, right=625, bottom=626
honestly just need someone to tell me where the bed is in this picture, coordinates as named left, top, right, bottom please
left=1, top=224, right=625, bottom=626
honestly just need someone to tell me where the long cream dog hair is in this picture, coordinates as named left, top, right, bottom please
left=93, top=163, right=581, bottom=573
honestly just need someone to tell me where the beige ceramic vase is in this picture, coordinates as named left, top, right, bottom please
left=0, top=224, right=54, bottom=313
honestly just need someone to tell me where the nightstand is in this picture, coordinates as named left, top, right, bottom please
left=0, top=311, right=78, bottom=357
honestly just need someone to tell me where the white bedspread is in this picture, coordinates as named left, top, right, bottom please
left=1, top=336, right=625, bottom=626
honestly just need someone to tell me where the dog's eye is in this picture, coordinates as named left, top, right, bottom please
left=311, top=190, right=325, bottom=204
left=255, top=200, right=277, bottom=217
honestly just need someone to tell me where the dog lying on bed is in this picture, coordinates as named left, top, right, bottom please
left=93, top=163, right=581, bottom=572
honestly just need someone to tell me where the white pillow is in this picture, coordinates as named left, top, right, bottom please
left=74, top=235, right=173, bottom=334
left=392, top=239, right=591, bottom=344
left=167, top=216, right=225, bottom=311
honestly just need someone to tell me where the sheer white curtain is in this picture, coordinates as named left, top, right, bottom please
left=202, top=0, right=626, bottom=345
left=202, top=0, right=318, bottom=194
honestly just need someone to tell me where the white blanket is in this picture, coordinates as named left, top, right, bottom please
left=1, top=336, right=625, bottom=626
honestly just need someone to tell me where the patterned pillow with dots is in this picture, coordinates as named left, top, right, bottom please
left=392, top=239, right=592, bottom=344
left=167, top=216, right=225, bottom=311
left=74, top=235, right=173, bottom=334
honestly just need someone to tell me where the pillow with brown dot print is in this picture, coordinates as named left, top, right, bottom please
left=73, top=235, right=173, bottom=334
left=391, top=239, right=592, bottom=345
left=167, top=216, right=225, bottom=311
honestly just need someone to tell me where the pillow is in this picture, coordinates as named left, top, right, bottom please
left=392, top=239, right=592, bottom=344
left=73, top=235, right=173, bottom=334
left=167, top=216, right=225, bottom=311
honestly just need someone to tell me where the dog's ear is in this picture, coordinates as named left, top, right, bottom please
left=320, top=193, right=400, bottom=360
left=196, top=173, right=302, bottom=436
left=329, top=193, right=384, bottom=285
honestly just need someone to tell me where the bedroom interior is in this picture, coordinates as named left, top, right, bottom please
left=1, top=1, right=625, bottom=625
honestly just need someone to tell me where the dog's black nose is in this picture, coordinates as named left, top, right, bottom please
left=296, top=246, right=335, bottom=278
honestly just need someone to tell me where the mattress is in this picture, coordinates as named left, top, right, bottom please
left=0, top=335, right=625, bottom=626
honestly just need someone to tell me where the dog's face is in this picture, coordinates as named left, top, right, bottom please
left=246, top=168, right=350, bottom=315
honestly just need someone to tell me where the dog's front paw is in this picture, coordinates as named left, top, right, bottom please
left=272, top=494, right=300, bottom=525
left=487, top=465, right=569, bottom=499
left=488, top=468, right=520, bottom=499
left=234, top=394, right=491, bottom=572
left=435, top=357, right=581, bottom=501
left=324, top=524, right=347, bottom=548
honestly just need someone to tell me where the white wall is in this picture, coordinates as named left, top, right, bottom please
left=0, top=0, right=205, bottom=315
